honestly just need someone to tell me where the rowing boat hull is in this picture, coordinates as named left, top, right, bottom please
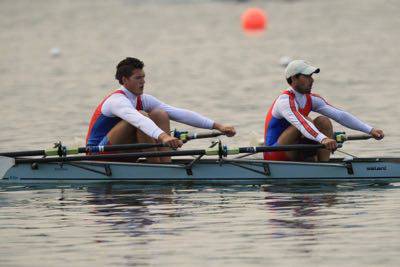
left=1, top=157, right=400, bottom=185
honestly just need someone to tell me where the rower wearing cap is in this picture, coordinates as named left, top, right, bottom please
left=263, top=60, right=384, bottom=161
left=86, top=57, right=236, bottom=163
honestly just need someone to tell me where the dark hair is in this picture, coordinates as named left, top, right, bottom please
left=286, top=74, right=301, bottom=85
left=115, top=57, right=144, bottom=85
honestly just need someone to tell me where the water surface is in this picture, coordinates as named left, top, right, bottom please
left=1, top=183, right=400, bottom=266
left=1, top=0, right=399, bottom=266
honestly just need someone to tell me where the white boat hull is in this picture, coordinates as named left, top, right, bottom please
left=1, top=158, right=400, bottom=185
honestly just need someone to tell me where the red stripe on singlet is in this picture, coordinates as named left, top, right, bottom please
left=288, top=94, right=318, bottom=138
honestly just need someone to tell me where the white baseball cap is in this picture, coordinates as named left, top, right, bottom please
left=285, top=60, right=320, bottom=79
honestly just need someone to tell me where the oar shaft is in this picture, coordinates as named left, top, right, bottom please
left=14, top=143, right=344, bottom=164
left=345, top=134, right=372, bottom=141
left=238, top=144, right=326, bottom=154
left=2, top=131, right=224, bottom=158
left=0, top=150, right=46, bottom=157
left=15, top=149, right=209, bottom=164
left=0, top=143, right=166, bottom=158
left=84, top=143, right=167, bottom=153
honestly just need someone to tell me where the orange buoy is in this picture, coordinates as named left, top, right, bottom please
left=241, top=8, right=267, bottom=32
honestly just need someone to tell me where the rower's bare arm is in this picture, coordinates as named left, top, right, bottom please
left=213, top=123, right=236, bottom=137
left=370, top=128, right=384, bottom=140
left=158, top=133, right=183, bottom=149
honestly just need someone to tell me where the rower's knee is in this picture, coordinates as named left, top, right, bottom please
left=116, top=120, right=136, bottom=133
left=149, top=109, right=169, bottom=123
left=277, top=125, right=302, bottom=145
left=313, top=116, right=332, bottom=131
left=106, top=120, right=137, bottom=144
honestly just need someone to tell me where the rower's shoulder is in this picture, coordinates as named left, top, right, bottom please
left=310, top=93, right=331, bottom=106
left=143, top=93, right=166, bottom=102
left=141, top=93, right=157, bottom=101
left=276, top=92, right=290, bottom=100
left=273, top=94, right=291, bottom=109
left=108, top=90, right=128, bottom=99
left=101, top=90, right=127, bottom=103
left=104, top=89, right=130, bottom=100
left=310, top=92, right=325, bottom=99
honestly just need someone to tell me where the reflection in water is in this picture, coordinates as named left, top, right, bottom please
left=51, top=182, right=393, bottom=241
left=51, top=184, right=258, bottom=239
left=259, top=182, right=393, bottom=255
left=261, top=183, right=339, bottom=253
left=77, top=184, right=178, bottom=237
left=1, top=182, right=398, bottom=267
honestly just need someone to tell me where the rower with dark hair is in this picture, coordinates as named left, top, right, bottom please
left=86, top=57, right=236, bottom=163
left=263, top=60, right=384, bottom=162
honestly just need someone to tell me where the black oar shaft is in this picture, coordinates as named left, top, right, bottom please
left=14, top=143, right=343, bottom=164
left=345, top=134, right=372, bottom=141
left=238, top=144, right=326, bottom=154
left=2, top=131, right=224, bottom=158
left=0, top=143, right=167, bottom=158
left=0, top=150, right=46, bottom=157
left=15, top=149, right=208, bottom=164
left=84, top=143, right=167, bottom=153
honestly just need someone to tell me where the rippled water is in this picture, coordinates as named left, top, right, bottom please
left=1, top=0, right=400, bottom=266
left=1, top=184, right=400, bottom=267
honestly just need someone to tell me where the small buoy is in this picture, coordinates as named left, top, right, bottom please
left=241, top=8, right=267, bottom=32
left=50, top=47, right=61, bottom=57
left=279, top=56, right=292, bottom=67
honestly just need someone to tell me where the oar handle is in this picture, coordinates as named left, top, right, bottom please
left=173, top=130, right=225, bottom=142
left=335, top=133, right=373, bottom=143
left=187, top=131, right=224, bottom=140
